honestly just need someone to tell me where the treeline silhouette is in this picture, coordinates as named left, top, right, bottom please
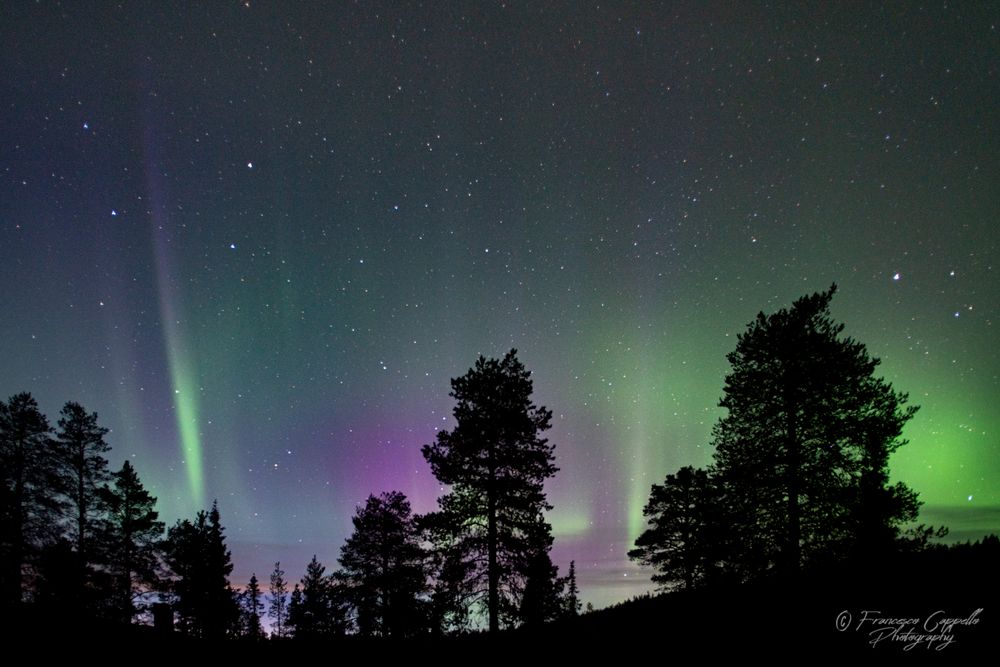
left=0, top=350, right=581, bottom=640
left=2, top=287, right=996, bottom=650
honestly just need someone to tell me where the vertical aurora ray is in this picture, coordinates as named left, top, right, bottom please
left=153, top=229, right=205, bottom=510
left=142, top=121, right=205, bottom=510
left=579, top=305, right=733, bottom=548
left=92, top=215, right=152, bottom=462
left=571, top=319, right=659, bottom=547
left=161, top=325, right=205, bottom=510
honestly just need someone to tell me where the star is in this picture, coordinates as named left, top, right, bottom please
left=247, top=162, right=253, bottom=169
left=892, top=272, right=900, bottom=281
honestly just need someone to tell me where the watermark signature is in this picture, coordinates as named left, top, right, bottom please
left=835, top=608, right=983, bottom=650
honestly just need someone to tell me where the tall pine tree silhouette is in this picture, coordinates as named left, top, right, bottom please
left=53, top=402, right=111, bottom=604
left=0, top=393, right=56, bottom=606
left=422, top=349, right=558, bottom=632
left=711, top=285, right=923, bottom=577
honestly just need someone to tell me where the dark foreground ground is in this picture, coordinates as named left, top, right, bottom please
left=5, top=545, right=997, bottom=659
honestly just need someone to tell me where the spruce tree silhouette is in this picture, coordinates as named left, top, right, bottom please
left=239, top=573, right=265, bottom=640
left=164, top=501, right=238, bottom=638
left=564, top=560, right=581, bottom=617
left=421, top=350, right=558, bottom=632
left=288, top=555, right=347, bottom=638
left=101, top=460, right=165, bottom=623
left=518, top=548, right=564, bottom=627
left=288, top=583, right=302, bottom=635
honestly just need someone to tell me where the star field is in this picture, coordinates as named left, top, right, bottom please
left=1, top=3, right=998, bottom=608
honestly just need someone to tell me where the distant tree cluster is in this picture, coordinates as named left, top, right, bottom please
left=2, top=349, right=581, bottom=638
left=630, top=286, right=946, bottom=590
left=0, top=394, right=249, bottom=636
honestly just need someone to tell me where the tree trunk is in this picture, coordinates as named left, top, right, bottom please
left=77, top=444, right=86, bottom=560
left=784, top=385, right=800, bottom=578
left=381, top=521, right=390, bottom=636
left=7, top=436, right=27, bottom=604
left=487, top=438, right=499, bottom=633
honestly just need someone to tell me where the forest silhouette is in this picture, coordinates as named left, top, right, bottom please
left=1, top=287, right=995, bottom=654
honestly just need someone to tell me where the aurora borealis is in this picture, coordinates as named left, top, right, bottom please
left=1, top=3, right=997, bottom=608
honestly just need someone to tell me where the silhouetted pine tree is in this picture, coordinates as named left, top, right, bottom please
left=338, top=491, right=427, bottom=637
left=101, top=460, right=164, bottom=622
left=0, top=393, right=57, bottom=605
left=711, top=286, right=926, bottom=578
left=52, top=402, right=112, bottom=605
left=422, top=349, right=558, bottom=632
left=164, top=501, right=238, bottom=638
left=629, top=466, right=723, bottom=590
left=239, top=573, right=265, bottom=640
left=268, top=561, right=289, bottom=639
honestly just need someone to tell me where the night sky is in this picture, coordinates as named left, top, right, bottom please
left=2, top=2, right=998, bottom=608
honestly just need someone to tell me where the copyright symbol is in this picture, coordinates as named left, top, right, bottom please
left=836, top=610, right=852, bottom=632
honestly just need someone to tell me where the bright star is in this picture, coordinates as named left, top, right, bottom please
left=892, top=272, right=900, bottom=281
left=247, top=162, right=253, bottom=169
